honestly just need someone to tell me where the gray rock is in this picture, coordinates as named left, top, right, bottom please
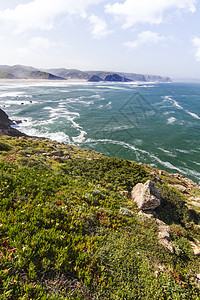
left=119, top=207, right=133, bottom=216
left=169, top=184, right=187, bottom=193
left=131, top=180, right=160, bottom=210
left=190, top=239, right=200, bottom=255
left=138, top=210, right=156, bottom=219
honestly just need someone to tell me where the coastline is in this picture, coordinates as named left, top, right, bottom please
left=0, top=78, right=89, bottom=83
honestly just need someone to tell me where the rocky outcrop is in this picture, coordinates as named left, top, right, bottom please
left=0, top=108, right=27, bottom=137
left=131, top=180, right=160, bottom=210
left=104, top=73, right=131, bottom=82
left=0, top=108, right=11, bottom=128
left=168, top=184, right=187, bottom=193
left=131, top=180, right=174, bottom=252
left=88, top=75, right=102, bottom=82
left=156, top=219, right=174, bottom=253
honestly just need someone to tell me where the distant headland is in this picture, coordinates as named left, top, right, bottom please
left=0, top=64, right=172, bottom=83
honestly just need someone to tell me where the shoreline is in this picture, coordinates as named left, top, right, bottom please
left=0, top=78, right=88, bottom=83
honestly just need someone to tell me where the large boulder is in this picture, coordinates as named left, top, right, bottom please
left=131, top=180, right=160, bottom=210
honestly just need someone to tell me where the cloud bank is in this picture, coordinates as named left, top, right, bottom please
left=89, top=15, right=112, bottom=39
left=192, top=36, right=200, bottom=60
left=0, top=0, right=104, bottom=33
left=124, top=31, right=165, bottom=49
left=105, top=0, right=197, bottom=28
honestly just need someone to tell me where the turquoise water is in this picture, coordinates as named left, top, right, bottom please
left=0, top=81, right=200, bottom=182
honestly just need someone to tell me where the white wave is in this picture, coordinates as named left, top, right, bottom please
left=106, top=101, right=112, bottom=108
left=163, top=95, right=173, bottom=102
left=181, top=167, right=200, bottom=179
left=67, top=116, right=81, bottom=129
left=0, top=91, right=32, bottom=98
left=72, top=130, right=87, bottom=143
left=175, top=149, right=190, bottom=154
left=84, top=138, right=148, bottom=155
left=163, top=96, right=183, bottom=110
left=35, top=118, right=56, bottom=125
left=158, top=148, right=176, bottom=157
left=173, top=100, right=183, bottom=110
left=150, top=154, right=186, bottom=174
left=59, top=98, right=94, bottom=106
left=17, top=120, right=71, bottom=143
left=43, top=106, right=52, bottom=110
left=164, top=95, right=200, bottom=120
left=192, top=161, right=200, bottom=166
left=163, top=111, right=175, bottom=115
left=46, top=132, right=71, bottom=143
left=167, top=117, right=176, bottom=124
left=185, top=110, right=200, bottom=119
left=43, top=106, right=80, bottom=119
left=1, top=99, right=36, bottom=107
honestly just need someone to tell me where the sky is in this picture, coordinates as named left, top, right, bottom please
left=0, top=0, right=200, bottom=80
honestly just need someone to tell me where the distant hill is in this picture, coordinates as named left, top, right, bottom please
left=0, top=64, right=172, bottom=82
left=0, top=71, right=18, bottom=79
left=47, top=68, right=90, bottom=80
left=0, top=65, right=65, bottom=80
left=48, top=68, right=172, bottom=83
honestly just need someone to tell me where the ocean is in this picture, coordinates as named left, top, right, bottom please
left=0, top=80, right=200, bottom=183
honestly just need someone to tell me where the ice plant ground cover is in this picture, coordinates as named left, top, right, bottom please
left=0, top=135, right=200, bottom=299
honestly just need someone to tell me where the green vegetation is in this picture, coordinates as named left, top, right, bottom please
left=0, top=72, right=15, bottom=79
left=0, top=135, right=200, bottom=299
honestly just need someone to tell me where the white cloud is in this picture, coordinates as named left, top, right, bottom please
left=192, top=36, right=200, bottom=60
left=124, top=31, right=165, bottom=49
left=105, top=0, right=197, bottom=28
left=89, top=15, right=112, bottom=39
left=17, top=37, right=55, bottom=54
left=0, top=0, right=104, bottom=33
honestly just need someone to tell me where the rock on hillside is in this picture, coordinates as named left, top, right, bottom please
left=131, top=180, right=161, bottom=210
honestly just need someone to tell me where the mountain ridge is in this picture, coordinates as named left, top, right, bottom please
left=0, top=64, right=172, bottom=82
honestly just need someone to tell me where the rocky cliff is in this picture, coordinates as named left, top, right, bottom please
left=0, top=108, right=27, bottom=137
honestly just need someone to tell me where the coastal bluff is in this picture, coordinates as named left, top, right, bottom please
left=0, top=108, right=200, bottom=298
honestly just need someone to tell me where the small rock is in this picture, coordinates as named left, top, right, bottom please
left=138, top=210, right=155, bottom=219
left=119, top=207, right=133, bottom=216
left=92, top=189, right=101, bottom=196
left=50, top=150, right=64, bottom=157
left=120, top=190, right=129, bottom=196
left=190, top=241, right=200, bottom=255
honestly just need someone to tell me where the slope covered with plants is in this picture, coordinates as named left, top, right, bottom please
left=0, top=135, right=200, bottom=299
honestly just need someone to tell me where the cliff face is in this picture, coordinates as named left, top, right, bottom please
left=0, top=108, right=11, bottom=127
left=0, top=108, right=27, bottom=137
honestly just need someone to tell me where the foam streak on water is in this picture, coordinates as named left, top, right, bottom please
left=0, top=81, right=199, bottom=182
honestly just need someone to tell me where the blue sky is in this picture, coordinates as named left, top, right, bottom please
left=0, top=0, right=200, bottom=80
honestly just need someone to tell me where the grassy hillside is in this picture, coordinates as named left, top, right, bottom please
left=0, top=135, right=200, bottom=299
left=0, top=72, right=17, bottom=79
